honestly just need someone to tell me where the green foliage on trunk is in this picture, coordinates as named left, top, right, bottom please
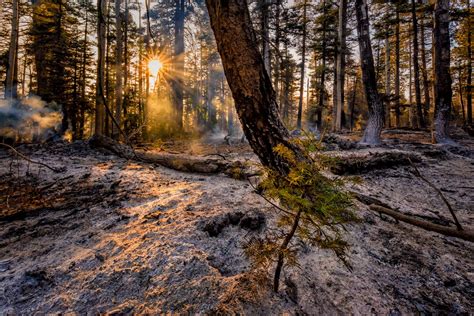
left=244, top=134, right=357, bottom=291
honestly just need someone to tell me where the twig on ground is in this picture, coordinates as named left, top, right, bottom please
left=0, top=143, right=64, bottom=173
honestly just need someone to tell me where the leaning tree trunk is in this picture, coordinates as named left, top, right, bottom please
left=432, top=0, right=453, bottom=143
left=355, top=0, right=384, bottom=145
left=5, top=0, right=19, bottom=100
left=205, top=0, right=303, bottom=174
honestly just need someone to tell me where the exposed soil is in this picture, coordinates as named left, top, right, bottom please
left=0, top=130, right=473, bottom=314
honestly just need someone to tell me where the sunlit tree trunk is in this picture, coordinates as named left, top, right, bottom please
left=95, top=0, right=107, bottom=136
left=296, top=0, right=307, bottom=130
left=206, top=0, right=304, bottom=174
left=356, top=0, right=384, bottom=145
left=432, top=0, right=453, bottom=143
left=6, top=0, right=19, bottom=99
left=79, top=6, right=88, bottom=139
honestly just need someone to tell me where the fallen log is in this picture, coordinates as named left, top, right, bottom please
left=368, top=204, right=474, bottom=243
left=89, top=134, right=255, bottom=178
left=330, top=150, right=422, bottom=175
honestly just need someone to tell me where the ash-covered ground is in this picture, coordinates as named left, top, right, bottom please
left=0, top=130, right=473, bottom=314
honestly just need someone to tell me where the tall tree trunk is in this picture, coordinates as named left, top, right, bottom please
left=432, top=0, right=453, bottom=143
left=261, top=0, right=271, bottom=76
left=80, top=6, right=88, bottom=139
left=419, top=3, right=431, bottom=124
left=274, top=0, right=281, bottom=105
left=296, top=0, right=307, bottom=130
left=173, top=0, right=185, bottom=130
left=95, top=0, right=107, bottom=136
left=6, top=0, right=19, bottom=99
left=334, top=0, right=347, bottom=131
left=114, top=0, right=124, bottom=139
left=466, top=0, right=472, bottom=125
left=356, top=0, right=384, bottom=145
left=205, top=0, right=303, bottom=174
left=411, top=0, right=425, bottom=128
left=384, top=7, right=391, bottom=127
left=395, top=8, right=401, bottom=127
left=316, top=0, right=328, bottom=129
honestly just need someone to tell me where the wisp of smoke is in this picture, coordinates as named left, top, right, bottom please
left=0, top=96, right=62, bottom=142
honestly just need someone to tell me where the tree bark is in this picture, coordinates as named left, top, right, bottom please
left=296, top=0, right=308, bottom=130
left=6, top=0, right=19, bottom=99
left=205, top=0, right=303, bottom=174
left=432, top=0, right=453, bottom=143
left=95, top=0, right=107, bottom=136
left=355, top=0, right=384, bottom=145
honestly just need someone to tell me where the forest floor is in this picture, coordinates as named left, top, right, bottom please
left=0, top=129, right=473, bottom=314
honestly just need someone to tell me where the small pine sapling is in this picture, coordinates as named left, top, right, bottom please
left=245, top=133, right=357, bottom=292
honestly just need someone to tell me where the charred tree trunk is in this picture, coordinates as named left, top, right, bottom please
left=95, top=0, right=107, bottom=136
left=432, top=0, right=453, bottom=143
left=411, top=0, right=426, bottom=128
left=274, top=0, right=281, bottom=104
left=296, top=0, right=308, bottom=130
left=355, top=0, right=384, bottom=145
left=6, top=0, right=19, bottom=99
left=205, top=0, right=304, bottom=174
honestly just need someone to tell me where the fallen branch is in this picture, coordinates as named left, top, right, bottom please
left=368, top=204, right=474, bottom=243
left=409, top=158, right=463, bottom=230
left=89, top=134, right=256, bottom=178
left=0, top=143, right=65, bottom=173
left=330, top=151, right=422, bottom=175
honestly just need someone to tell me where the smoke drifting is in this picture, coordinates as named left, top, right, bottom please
left=0, top=96, right=62, bottom=142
